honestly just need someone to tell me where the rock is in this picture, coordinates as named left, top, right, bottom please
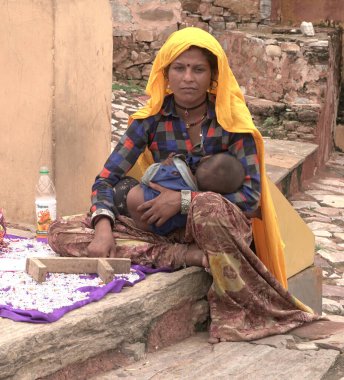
left=310, top=194, right=344, bottom=208
left=318, top=249, right=344, bottom=264
left=135, top=29, right=155, bottom=42
left=304, top=216, right=332, bottom=224
left=121, top=342, right=146, bottom=361
left=280, top=42, right=301, bottom=53
left=182, top=0, right=202, bottom=13
left=334, top=279, right=344, bottom=286
left=314, top=332, right=344, bottom=352
left=114, top=110, right=129, bottom=119
left=316, top=207, right=343, bottom=217
left=291, top=320, right=344, bottom=340
left=300, top=21, right=315, bottom=37
left=313, top=231, right=332, bottom=238
left=307, top=222, right=342, bottom=233
left=297, top=110, right=319, bottom=122
left=138, top=8, right=174, bottom=23
left=226, top=22, right=237, bottom=30
left=294, top=342, right=319, bottom=351
left=323, top=284, right=344, bottom=298
left=308, top=41, right=329, bottom=48
left=127, top=66, right=142, bottom=80
left=265, top=44, right=282, bottom=57
left=322, top=298, right=344, bottom=316
left=291, top=201, right=320, bottom=210
left=329, top=273, right=341, bottom=279
left=252, top=334, right=295, bottom=348
left=334, top=233, right=344, bottom=241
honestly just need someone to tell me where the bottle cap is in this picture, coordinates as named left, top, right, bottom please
left=39, top=166, right=49, bottom=174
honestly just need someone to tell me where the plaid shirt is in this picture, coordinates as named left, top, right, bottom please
left=91, top=94, right=261, bottom=222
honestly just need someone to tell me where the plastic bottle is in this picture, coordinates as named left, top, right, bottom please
left=35, top=166, right=56, bottom=239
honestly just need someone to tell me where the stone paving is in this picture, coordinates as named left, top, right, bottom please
left=289, top=153, right=344, bottom=317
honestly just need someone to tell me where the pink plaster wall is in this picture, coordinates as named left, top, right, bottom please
left=271, top=0, right=344, bottom=25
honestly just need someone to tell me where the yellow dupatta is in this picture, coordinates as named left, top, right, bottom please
left=128, top=27, right=287, bottom=288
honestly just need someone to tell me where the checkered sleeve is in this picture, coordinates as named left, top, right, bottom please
left=223, top=133, right=261, bottom=212
left=90, top=118, right=152, bottom=224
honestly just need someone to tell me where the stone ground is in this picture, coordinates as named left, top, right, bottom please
left=106, top=84, right=344, bottom=379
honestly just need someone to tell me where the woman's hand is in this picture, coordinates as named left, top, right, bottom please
left=86, top=217, right=116, bottom=258
left=137, top=182, right=181, bottom=227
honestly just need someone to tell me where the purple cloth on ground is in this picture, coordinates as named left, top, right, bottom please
left=0, top=267, right=147, bottom=323
left=0, top=235, right=172, bottom=323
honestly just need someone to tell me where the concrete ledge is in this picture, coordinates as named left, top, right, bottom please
left=0, top=268, right=211, bottom=379
left=264, top=138, right=318, bottom=197
left=288, top=266, right=323, bottom=314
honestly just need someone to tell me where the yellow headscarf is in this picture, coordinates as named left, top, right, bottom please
left=129, top=27, right=287, bottom=288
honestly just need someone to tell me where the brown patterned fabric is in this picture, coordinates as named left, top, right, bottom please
left=48, top=193, right=320, bottom=341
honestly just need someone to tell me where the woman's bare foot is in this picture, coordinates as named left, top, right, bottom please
left=185, top=244, right=209, bottom=268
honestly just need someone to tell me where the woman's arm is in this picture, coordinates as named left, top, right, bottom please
left=87, top=118, right=152, bottom=257
left=90, top=118, right=152, bottom=226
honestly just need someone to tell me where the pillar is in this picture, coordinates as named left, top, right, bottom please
left=0, top=0, right=112, bottom=224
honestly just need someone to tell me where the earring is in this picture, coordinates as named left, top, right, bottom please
left=210, top=79, right=218, bottom=90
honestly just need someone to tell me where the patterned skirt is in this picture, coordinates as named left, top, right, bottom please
left=48, top=192, right=319, bottom=341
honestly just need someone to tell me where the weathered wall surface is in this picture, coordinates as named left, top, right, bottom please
left=218, top=29, right=341, bottom=164
left=54, top=0, right=113, bottom=218
left=271, top=0, right=344, bottom=26
left=111, top=0, right=181, bottom=80
left=0, top=2, right=55, bottom=223
left=0, top=1, right=112, bottom=223
left=112, top=0, right=273, bottom=81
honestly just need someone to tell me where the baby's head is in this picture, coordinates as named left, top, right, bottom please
left=195, top=153, right=245, bottom=194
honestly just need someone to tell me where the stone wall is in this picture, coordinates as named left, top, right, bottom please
left=112, top=0, right=182, bottom=81
left=112, top=0, right=274, bottom=81
left=218, top=28, right=341, bottom=164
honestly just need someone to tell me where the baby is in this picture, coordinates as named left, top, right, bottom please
left=126, top=153, right=245, bottom=235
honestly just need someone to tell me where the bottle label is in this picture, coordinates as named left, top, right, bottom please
left=35, top=199, right=56, bottom=238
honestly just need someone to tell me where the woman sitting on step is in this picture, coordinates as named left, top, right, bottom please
left=48, top=27, right=319, bottom=343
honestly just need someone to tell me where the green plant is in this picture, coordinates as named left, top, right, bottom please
left=315, top=243, right=323, bottom=252
left=112, top=80, right=145, bottom=95
left=262, top=116, right=278, bottom=129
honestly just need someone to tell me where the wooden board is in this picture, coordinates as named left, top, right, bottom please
left=26, top=257, right=131, bottom=284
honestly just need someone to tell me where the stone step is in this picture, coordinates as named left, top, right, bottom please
left=92, top=324, right=344, bottom=380
left=263, top=137, right=318, bottom=197
left=0, top=140, right=319, bottom=379
left=246, top=95, right=320, bottom=142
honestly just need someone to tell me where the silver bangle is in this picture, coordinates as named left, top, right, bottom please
left=180, top=190, right=192, bottom=215
left=91, top=209, right=115, bottom=227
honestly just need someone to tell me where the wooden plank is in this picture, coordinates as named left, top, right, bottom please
left=26, top=258, right=48, bottom=283
left=108, top=258, right=131, bottom=274
left=38, top=257, right=98, bottom=274
left=25, top=257, right=131, bottom=283
left=97, top=259, right=115, bottom=283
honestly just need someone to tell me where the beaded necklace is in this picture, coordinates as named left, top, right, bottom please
left=184, top=112, right=207, bottom=129
left=175, top=99, right=207, bottom=128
